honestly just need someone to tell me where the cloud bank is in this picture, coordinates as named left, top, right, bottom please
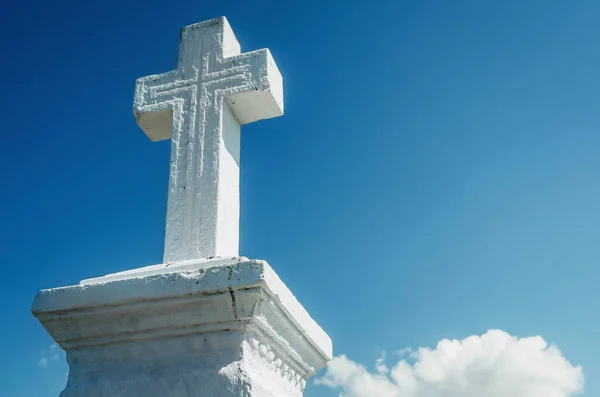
left=317, top=330, right=583, bottom=397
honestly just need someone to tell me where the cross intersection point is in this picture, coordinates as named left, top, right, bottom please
left=134, top=17, right=283, bottom=263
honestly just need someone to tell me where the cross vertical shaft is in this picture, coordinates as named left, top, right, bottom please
left=133, top=17, right=283, bottom=262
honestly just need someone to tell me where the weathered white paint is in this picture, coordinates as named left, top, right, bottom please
left=134, top=17, right=284, bottom=263
left=33, top=259, right=332, bottom=396
left=32, top=17, right=331, bottom=397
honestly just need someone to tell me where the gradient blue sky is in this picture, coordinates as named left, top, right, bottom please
left=1, top=1, right=599, bottom=396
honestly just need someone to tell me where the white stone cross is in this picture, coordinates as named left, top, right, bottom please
left=134, top=17, right=283, bottom=263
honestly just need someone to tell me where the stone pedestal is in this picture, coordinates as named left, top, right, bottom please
left=32, top=258, right=332, bottom=397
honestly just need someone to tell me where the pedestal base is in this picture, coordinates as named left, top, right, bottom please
left=32, top=257, right=332, bottom=397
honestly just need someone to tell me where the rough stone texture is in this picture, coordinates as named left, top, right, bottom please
left=32, top=17, right=330, bottom=397
left=33, top=258, right=332, bottom=397
left=134, top=17, right=284, bottom=263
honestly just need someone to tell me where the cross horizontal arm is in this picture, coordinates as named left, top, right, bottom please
left=221, top=49, right=283, bottom=125
left=133, top=70, right=190, bottom=142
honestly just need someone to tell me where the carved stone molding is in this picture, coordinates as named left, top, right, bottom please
left=33, top=257, right=332, bottom=396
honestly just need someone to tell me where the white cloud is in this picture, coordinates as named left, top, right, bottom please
left=316, top=330, right=584, bottom=397
left=49, top=343, right=61, bottom=361
left=37, top=356, right=48, bottom=368
left=38, top=343, right=63, bottom=369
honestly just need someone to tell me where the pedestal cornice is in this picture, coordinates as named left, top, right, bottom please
left=33, top=258, right=332, bottom=396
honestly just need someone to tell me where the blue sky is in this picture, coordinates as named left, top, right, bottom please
left=1, top=0, right=599, bottom=396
